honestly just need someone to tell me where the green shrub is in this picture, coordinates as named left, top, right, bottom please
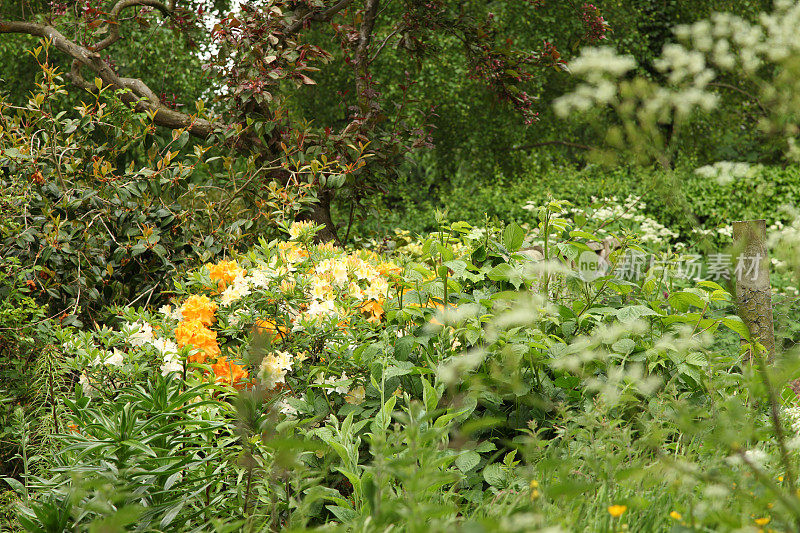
left=13, top=203, right=799, bottom=531
left=0, top=44, right=279, bottom=327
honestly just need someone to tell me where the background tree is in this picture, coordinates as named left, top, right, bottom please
left=1, top=0, right=609, bottom=242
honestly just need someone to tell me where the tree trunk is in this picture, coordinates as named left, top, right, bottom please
left=733, top=219, right=775, bottom=362
left=302, top=190, right=340, bottom=244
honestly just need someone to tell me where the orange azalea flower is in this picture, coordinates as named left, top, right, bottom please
left=360, top=299, right=384, bottom=323
left=175, top=318, right=220, bottom=363
left=211, top=356, right=249, bottom=388
left=207, top=260, right=245, bottom=291
left=181, top=294, right=217, bottom=326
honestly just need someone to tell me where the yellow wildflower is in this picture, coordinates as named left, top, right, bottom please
left=607, top=505, right=627, bottom=518
left=669, top=511, right=681, bottom=520
left=754, top=517, right=770, bottom=526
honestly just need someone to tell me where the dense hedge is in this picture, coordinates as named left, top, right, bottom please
left=358, top=161, right=800, bottom=239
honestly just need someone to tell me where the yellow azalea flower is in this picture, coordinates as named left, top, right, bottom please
left=607, top=505, right=627, bottom=518
left=310, top=280, right=331, bottom=301
left=211, top=356, right=249, bottom=389
left=754, top=517, right=770, bottom=526
left=181, top=295, right=217, bottom=326
left=278, top=242, right=307, bottom=264
left=669, top=511, right=681, bottom=520
left=344, top=385, right=366, bottom=405
left=377, top=261, right=401, bottom=277
left=288, top=220, right=315, bottom=240
left=317, top=240, right=338, bottom=252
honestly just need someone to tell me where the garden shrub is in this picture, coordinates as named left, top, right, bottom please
left=0, top=45, right=284, bottom=327
left=14, top=197, right=800, bottom=531
left=364, top=157, right=800, bottom=248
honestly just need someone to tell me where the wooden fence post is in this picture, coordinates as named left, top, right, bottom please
left=732, top=219, right=775, bottom=362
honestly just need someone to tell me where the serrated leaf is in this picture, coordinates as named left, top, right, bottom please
left=616, top=305, right=658, bottom=323
left=456, top=451, right=481, bottom=473
left=722, top=315, right=750, bottom=339
left=668, top=291, right=706, bottom=312
left=611, top=338, right=636, bottom=355
left=483, top=463, right=506, bottom=487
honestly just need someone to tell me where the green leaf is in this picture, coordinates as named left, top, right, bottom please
left=456, top=451, right=481, bottom=473
left=616, top=305, right=658, bottom=323
left=502, top=222, right=525, bottom=251
left=2, top=476, right=25, bottom=495
left=483, top=463, right=506, bottom=487
left=160, top=501, right=185, bottom=528
left=722, top=315, right=750, bottom=338
left=474, top=441, right=497, bottom=453
left=326, top=505, right=358, bottom=522
left=421, top=377, right=438, bottom=413
left=668, top=291, right=706, bottom=312
left=685, top=352, right=708, bottom=367
left=611, top=338, right=636, bottom=355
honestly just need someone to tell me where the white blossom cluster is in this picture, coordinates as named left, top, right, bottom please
left=258, top=350, right=294, bottom=389
left=767, top=210, right=800, bottom=273
left=587, top=195, right=679, bottom=244
left=555, top=2, right=800, bottom=166
left=694, top=162, right=756, bottom=185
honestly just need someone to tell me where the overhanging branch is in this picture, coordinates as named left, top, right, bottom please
left=284, top=0, right=357, bottom=35
left=93, top=0, right=174, bottom=52
left=0, top=20, right=219, bottom=138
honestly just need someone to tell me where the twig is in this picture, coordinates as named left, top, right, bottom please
left=511, top=140, right=595, bottom=151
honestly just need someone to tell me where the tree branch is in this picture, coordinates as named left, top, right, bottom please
left=284, top=0, right=357, bottom=35
left=368, top=25, right=400, bottom=64
left=0, top=20, right=219, bottom=138
left=354, top=0, right=380, bottom=114
left=511, top=140, right=595, bottom=151
left=93, top=0, right=173, bottom=52
left=708, top=81, right=768, bottom=116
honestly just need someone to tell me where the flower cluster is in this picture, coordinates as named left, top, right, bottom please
left=207, top=259, right=245, bottom=292
left=174, top=295, right=221, bottom=363
left=173, top=279, right=250, bottom=387
left=585, top=196, right=679, bottom=244
left=580, top=3, right=609, bottom=43
left=258, top=351, right=294, bottom=389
